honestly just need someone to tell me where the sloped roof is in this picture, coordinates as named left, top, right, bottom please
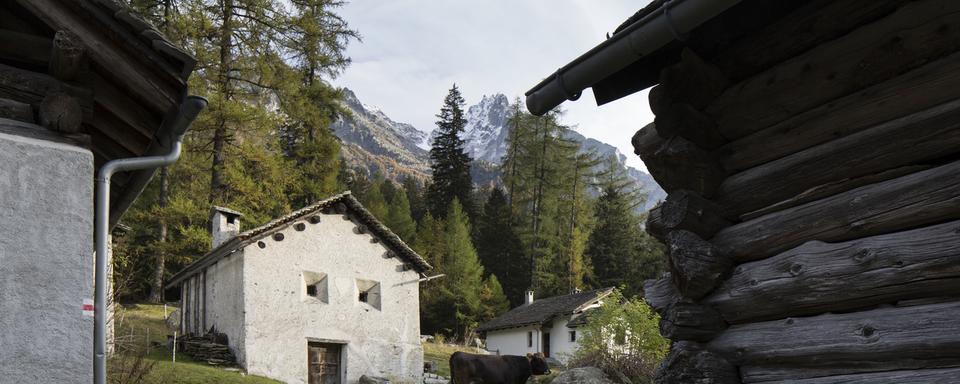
left=166, top=192, right=431, bottom=288
left=8, top=0, right=197, bottom=227
left=477, top=288, right=614, bottom=333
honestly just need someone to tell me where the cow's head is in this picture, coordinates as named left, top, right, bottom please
left=526, top=353, right=551, bottom=375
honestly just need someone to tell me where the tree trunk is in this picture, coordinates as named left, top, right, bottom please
left=210, top=0, right=234, bottom=203
left=148, top=167, right=170, bottom=303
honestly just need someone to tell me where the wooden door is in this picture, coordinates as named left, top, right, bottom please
left=308, top=343, right=341, bottom=384
left=542, top=332, right=551, bottom=357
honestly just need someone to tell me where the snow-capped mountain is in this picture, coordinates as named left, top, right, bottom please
left=331, top=89, right=431, bottom=181
left=331, top=89, right=666, bottom=211
left=462, top=94, right=514, bottom=163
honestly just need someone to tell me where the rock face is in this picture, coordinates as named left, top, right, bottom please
left=550, top=367, right=616, bottom=384
left=332, top=89, right=431, bottom=181
left=332, top=89, right=666, bottom=211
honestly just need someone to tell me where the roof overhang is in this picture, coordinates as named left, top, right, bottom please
left=524, top=0, right=742, bottom=116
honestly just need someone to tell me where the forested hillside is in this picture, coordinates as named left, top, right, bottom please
left=115, top=0, right=664, bottom=341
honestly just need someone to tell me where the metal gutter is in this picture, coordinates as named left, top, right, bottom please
left=94, top=95, right=207, bottom=384
left=524, top=0, right=742, bottom=116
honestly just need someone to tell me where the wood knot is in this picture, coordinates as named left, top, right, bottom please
left=749, top=279, right=759, bottom=287
left=784, top=318, right=794, bottom=325
left=789, top=263, right=803, bottom=276
left=856, top=324, right=877, bottom=339
left=893, top=260, right=905, bottom=268
left=853, top=248, right=875, bottom=263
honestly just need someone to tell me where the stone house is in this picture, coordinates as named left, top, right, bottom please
left=167, top=192, right=432, bottom=384
left=0, top=1, right=197, bottom=383
left=526, top=0, right=960, bottom=382
left=477, top=288, right=614, bottom=364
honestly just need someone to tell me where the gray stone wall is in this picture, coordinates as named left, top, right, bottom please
left=0, top=130, right=94, bottom=383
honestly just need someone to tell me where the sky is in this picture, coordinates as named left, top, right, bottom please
left=334, top=1, right=655, bottom=171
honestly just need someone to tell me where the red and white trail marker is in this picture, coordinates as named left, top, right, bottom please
left=82, top=299, right=94, bottom=318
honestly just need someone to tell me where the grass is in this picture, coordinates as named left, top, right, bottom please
left=113, top=303, right=281, bottom=384
left=422, top=341, right=482, bottom=377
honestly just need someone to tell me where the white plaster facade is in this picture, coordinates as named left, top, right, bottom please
left=480, top=289, right=610, bottom=365
left=0, top=129, right=94, bottom=383
left=173, top=196, right=426, bottom=384
left=484, top=313, right=593, bottom=364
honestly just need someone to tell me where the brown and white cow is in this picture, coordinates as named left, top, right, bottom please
left=449, top=351, right=551, bottom=384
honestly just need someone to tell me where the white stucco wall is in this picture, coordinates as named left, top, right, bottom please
left=241, top=212, right=423, bottom=384
left=548, top=318, right=580, bottom=364
left=0, top=130, right=93, bottom=383
left=203, top=251, right=246, bottom=365
left=485, top=325, right=541, bottom=357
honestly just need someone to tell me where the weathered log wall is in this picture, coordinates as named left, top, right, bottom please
left=634, top=0, right=960, bottom=382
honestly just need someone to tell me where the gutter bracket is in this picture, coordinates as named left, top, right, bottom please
left=663, top=0, right=689, bottom=42
left=554, top=70, right=582, bottom=102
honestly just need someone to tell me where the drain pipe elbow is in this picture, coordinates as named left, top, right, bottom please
left=94, top=95, right=206, bottom=384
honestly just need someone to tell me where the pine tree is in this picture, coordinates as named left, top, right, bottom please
left=476, top=187, right=529, bottom=307
left=361, top=176, right=389, bottom=220
left=426, top=84, right=473, bottom=219
left=441, top=199, right=486, bottom=339
left=585, top=157, right=665, bottom=297
left=401, top=176, right=427, bottom=223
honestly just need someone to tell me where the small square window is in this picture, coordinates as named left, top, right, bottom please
left=306, top=284, right=317, bottom=297
left=303, top=271, right=328, bottom=303
left=359, top=291, right=369, bottom=303
left=355, top=278, right=381, bottom=310
left=527, top=331, right=533, bottom=347
left=569, top=331, right=576, bottom=342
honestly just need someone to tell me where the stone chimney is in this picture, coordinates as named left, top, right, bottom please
left=210, top=206, right=242, bottom=250
left=525, top=290, right=535, bottom=305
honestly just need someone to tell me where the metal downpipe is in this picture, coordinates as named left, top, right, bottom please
left=94, top=96, right=207, bottom=384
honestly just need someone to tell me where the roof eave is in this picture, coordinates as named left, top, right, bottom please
left=524, top=0, right=742, bottom=116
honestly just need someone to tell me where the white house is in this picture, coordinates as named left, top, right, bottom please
left=477, top=288, right=614, bottom=364
left=166, top=192, right=432, bottom=384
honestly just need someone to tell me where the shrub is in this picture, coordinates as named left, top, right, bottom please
left=569, top=290, right=668, bottom=384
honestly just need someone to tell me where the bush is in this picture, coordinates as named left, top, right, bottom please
left=569, top=290, right=668, bottom=384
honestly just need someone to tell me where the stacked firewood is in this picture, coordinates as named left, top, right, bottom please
left=177, top=334, right=235, bottom=366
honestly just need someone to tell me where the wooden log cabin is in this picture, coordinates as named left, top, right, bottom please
left=525, top=0, right=960, bottom=382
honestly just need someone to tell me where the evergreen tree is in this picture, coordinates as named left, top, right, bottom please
left=441, top=199, right=486, bottom=339
left=401, top=176, right=427, bottom=223
left=585, top=158, right=664, bottom=297
left=426, top=85, right=473, bottom=219
left=479, top=274, right=510, bottom=322
left=476, top=187, right=529, bottom=307
left=361, top=176, right=389, bottom=220
left=384, top=187, right=416, bottom=242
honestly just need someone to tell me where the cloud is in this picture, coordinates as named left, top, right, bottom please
left=335, top=0, right=654, bottom=171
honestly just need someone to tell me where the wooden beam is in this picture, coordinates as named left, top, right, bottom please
left=755, top=367, right=960, bottom=384
left=647, top=190, right=732, bottom=243
left=655, top=341, right=740, bottom=384
left=667, top=230, right=732, bottom=300
left=38, top=92, right=81, bottom=132
left=643, top=274, right=681, bottom=315
left=718, top=49, right=960, bottom=173
left=659, top=48, right=728, bottom=110
left=654, top=103, right=726, bottom=150
left=740, top=165, right=931, bottom=221
left=713, top=0, right=904, bottom=81
left=0, top=97, right=33, bottom=123
left=708, top=0, right=960, bottom=140
left=715, top=97, right=960, bottom=216
left=633, top=124, right=726, bottom=197
left=0, top=62, right=92, bottom=114
left=49, top=30, right=86, bottom=81
left=712, top=159, right=960, bottom=262
left=709, top=301, right=960, bottom=381
left=706, top=220, right=960, bottom=324
left=0, top=29, right=51, bottom=67
left=660, top=302, right=727, bottom=342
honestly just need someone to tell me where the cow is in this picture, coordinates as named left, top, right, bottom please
left=449, top=351, right=551, bottom=384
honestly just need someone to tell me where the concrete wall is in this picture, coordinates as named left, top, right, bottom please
left=203, top=251, right=246, bottom=365
left=485, top=325, right=542, bottom=357
left=548, top=318, right=579, bottom=364
left=241, top=212, right=423, bottom=384
left=0, top=130, right=94, bottom=383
